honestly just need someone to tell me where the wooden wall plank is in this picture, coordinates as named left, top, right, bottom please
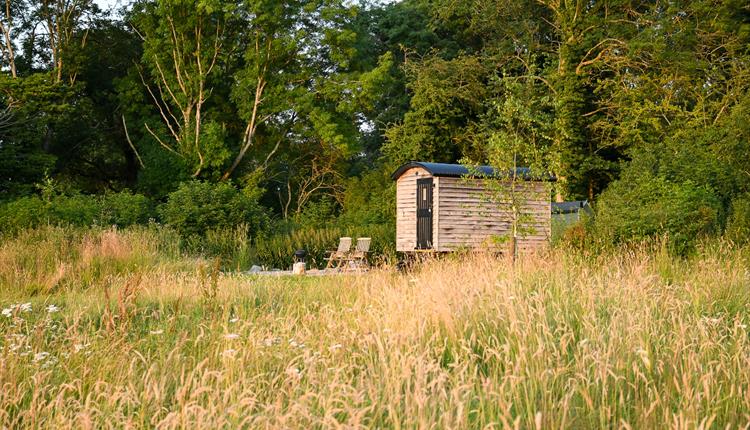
left=434, top=177, right=550, bottom=252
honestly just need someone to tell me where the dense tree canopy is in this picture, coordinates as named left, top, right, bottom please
left=0, top=0, right=748, bottom=250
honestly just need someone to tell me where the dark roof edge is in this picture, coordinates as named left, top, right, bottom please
left=390, top=161, right=556, bottom=181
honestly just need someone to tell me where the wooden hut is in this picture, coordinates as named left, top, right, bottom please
left=392, top=162, right=552, bottom=253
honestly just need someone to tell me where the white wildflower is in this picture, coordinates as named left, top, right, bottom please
left=289, top=339, right=298, bottom=347
left=285, top=366, right=301, bottom=379
left=149, top=330, right=164, bottom=335
left=1, top=307, right=11, bottom=318
left=329, top=343, right=343, bottom=352
left=19, top=303, right=31, bottom=313
left=229, top=317, right=239, bottom=323
left=46, top=304, right=60, bottom=314
left=382, top=328, right=391, bottom=334
left=33, top=352, right=50, bottom=362
left=221, top=349, right=237, bottom=358
left=73, top=343, right=89, bottom=353
left=41, top=356, right=58, bottom=369
left=224, top=333, right=240, bottom=340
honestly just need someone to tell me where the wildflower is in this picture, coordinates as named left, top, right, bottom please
left=329, top=343, right=343, bottom=352
left=150, top=330, right=164, bottom=335
left=46, top=304, right=60, bottom=314
left=285, top=366, right=302, bottom=379
left=19, top=303, right=31, bottom=313
left=1, top=307, right=11, bottom=318
left=221, top=349, right=237, bottom=357
left=74, top=343, right=90, bottom=353
left=289, top=339, right=299, bottom=348
left=229, top=317, right=239, bottom=323
left=224, top=333, right=240, bottom=340
left=33, top=352, right=50, bottom=362
left=41, top=356, right=58, bottom=369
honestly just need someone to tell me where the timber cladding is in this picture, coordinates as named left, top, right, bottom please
left=393, top=162, right=552, bottom=253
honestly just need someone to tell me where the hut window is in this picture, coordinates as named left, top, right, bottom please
left=422, top=188, right=427, bottom=200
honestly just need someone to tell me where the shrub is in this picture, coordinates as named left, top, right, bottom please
left=0, top=196, right=47, bottom=233
left=48, top=193, right=101, bottom=226
left=99, top=192, right=155, bottom=227
left=338, top=170, right=396, bottom=227
left=0, top=191, right=155, bottom=234
left=725, top=192, right=750, bottom=245
left=594, top=175, right=722, bottom=254
left=158, top=181, right=268, bottom=239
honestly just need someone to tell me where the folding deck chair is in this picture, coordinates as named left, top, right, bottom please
left=345, top=237, right=371, bottom=271
left=324, top=237, right=352, bottom=270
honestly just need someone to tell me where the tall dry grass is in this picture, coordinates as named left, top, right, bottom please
left=1, top=228, right=750, bottom=428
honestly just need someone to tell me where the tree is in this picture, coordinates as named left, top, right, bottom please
left=132, top=0, right=228, bottom=178
left=0, top=0, right=28, bottom=78
left=36, top=0, right=100, bottom=83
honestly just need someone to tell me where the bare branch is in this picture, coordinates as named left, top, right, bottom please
left=122, top=115, right=145, bottom=168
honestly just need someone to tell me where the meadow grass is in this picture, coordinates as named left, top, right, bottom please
left=1, top=227, right=750, bottom=428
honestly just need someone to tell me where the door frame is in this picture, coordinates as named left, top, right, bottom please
left=416, top=177, right=433, bottom=249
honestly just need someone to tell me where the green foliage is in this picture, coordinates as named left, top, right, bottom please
left=337, top=169, right=395, bottom=227
left=99, top=192, right=155, bottom=227
left=725, top=193, right=750, bottom=245
left=292, top=197, right=339, bottom=229
left=595, top=175, right=722, bottom=254
left=158, top=181, right=268, bottom=239
left=383, top=55, right=488, bottom=164
left=0, top=197, right=47, bottom=233
left=0, top=191, right=155, bottom=234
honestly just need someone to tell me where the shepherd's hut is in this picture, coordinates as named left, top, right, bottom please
left=391, top=161, right=553, bottom=253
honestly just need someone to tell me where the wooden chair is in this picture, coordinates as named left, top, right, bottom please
left=346, top=237, right=371, bottom=270
left=324, top=237, right=352, bottom=269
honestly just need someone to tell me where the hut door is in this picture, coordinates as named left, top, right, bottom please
left=416, top=178, right=433, bottom=249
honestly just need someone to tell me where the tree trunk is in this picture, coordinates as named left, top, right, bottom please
left=1, top=0, right=16, bottom=78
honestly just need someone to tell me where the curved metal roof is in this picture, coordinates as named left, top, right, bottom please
left=391, top=161, right=550, bottom=181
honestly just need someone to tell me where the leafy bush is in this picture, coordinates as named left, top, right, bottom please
left=292, top=197, right=338, bottom=229
left=47, top=193, right=101, bottom=226
left=338, top=169, right=396, bottom=227
left=594, top=175, right=722, bottom=254
left=99, top=192, right=156, bottom=227
left=158, top=181, right=268, bottom=239
left=0, top=191, right=155, bottom=234
left=0, top=196, right=47, bottom=233
left=725, top=192, right=750, bottom=245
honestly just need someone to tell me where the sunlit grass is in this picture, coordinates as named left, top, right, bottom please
left=1, top=227, right=749, bottom=428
